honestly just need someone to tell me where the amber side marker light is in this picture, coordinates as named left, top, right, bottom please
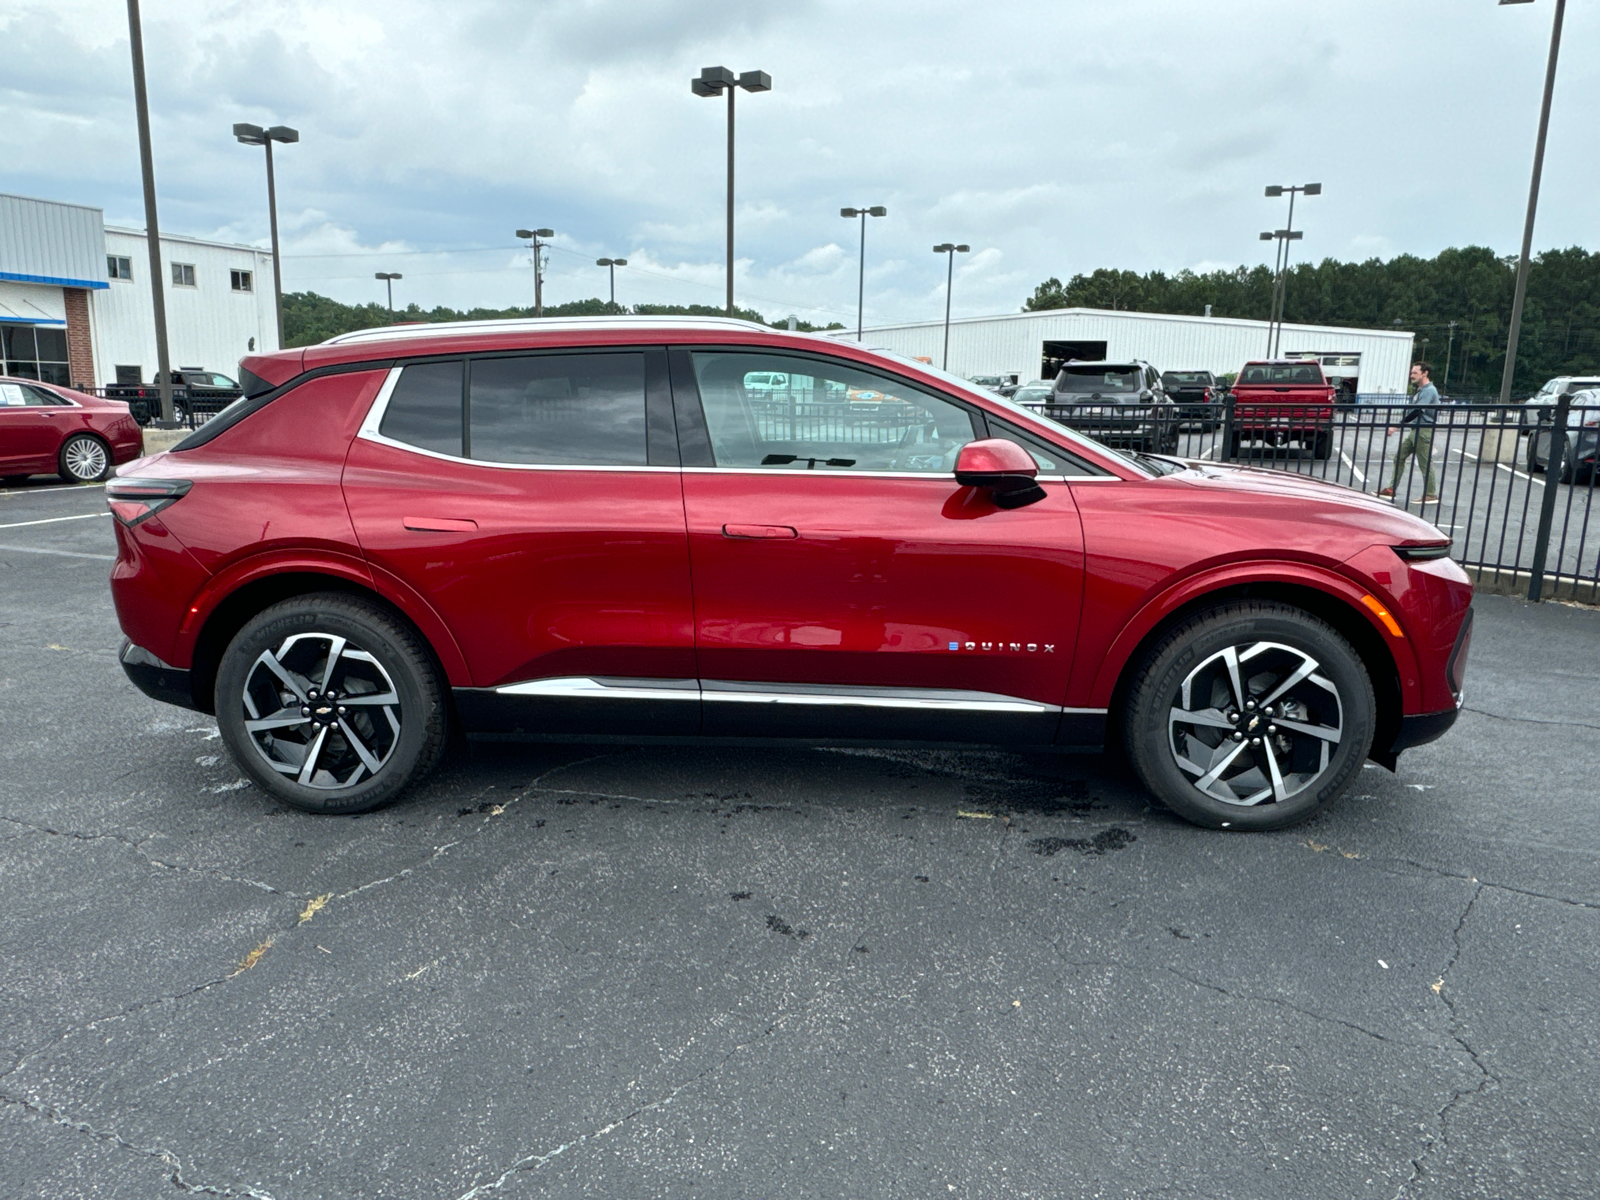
left=1360, top=594, right=1405, bottom=638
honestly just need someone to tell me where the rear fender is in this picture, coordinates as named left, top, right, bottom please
left=1087, top=561, right=1423, bottom=711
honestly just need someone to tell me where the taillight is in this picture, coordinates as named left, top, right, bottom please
left=106, top=478, right=191, bottom=527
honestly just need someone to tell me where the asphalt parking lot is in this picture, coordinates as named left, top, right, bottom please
left=2, top=478, right=1598, bottom=1200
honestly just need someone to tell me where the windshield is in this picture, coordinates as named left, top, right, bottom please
left=873, top=348, right=1151, bottom=474
left=1056, top=367, right=1141, bottom=393
left=1163, top=372, right=1210, bottom=385
left=968, top=375, right=1002, bottom=386
left=1013, top=385, right=1053, bottom=403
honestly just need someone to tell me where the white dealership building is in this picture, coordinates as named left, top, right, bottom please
left=0, top=192, right=277, bottom=389
left=841, top=307, right=1417, bottom=397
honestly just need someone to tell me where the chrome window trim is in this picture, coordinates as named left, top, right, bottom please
left=356, top=365, right=678, bottom=474
left=679, top=466, right=1072, bottom=484
left=493, top=675, right=1107, bottom=716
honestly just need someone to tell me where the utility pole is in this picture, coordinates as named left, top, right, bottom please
left=516, top=229, right=555, bottom=316
left=126, top=0, right=174, bottom=426
left=1498, top=0, right=1567, bottom=405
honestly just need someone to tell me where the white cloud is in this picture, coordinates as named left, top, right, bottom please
left=1, top=0, right=1596, bottom=327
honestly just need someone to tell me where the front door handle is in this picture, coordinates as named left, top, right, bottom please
left=722, top=523, right=798, bottom=539
left=404, top=516, right=478, bottom=533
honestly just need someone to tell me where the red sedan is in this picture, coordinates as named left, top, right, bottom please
left=1, top=377, right=144, bottom=484
left=105, top=319, right=1472, bottom=830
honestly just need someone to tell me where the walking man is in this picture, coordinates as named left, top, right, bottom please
left=1379, top=362, right=1439, bottom=502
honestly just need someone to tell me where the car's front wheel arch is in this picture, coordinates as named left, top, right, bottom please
left=1104, top=581, right=1402, bottom=770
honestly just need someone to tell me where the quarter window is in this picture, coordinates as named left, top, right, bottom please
left=379, top=361, right=464, bottom=457
left=231, top=270, right=253, bottom=292
left=688, top=351, right=980, bottom=473
left=171, top=262, right=196, bottom=287
left=467, top=353, right=647, bottom=466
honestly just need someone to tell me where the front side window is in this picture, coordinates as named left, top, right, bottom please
left=690, top=351, right=980, bottom=473
left=171, top=263, right=196, bottom=287
left=231, top=270, right=253, bottom=292
left=468, top=353, right=647, bottom=466
left=108, top=255, right=133, bottom=281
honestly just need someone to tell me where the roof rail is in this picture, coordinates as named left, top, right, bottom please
left=320, top=314, right=774, bottom=346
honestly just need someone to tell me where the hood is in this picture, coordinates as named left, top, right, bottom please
left=1168, top=460, right=1448, bottom=543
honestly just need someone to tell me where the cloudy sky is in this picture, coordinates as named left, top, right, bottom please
left=2, top=0, right=1596, bottom=327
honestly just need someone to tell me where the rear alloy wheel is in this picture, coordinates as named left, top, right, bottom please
left=59, top=434, right=111, bottom=482
left=215, top=594, right=446, bottom=814
left=1124, top=601, right=1375, bottom=830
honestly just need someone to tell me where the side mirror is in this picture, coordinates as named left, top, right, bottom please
left=1139, top=389, right=1154, bottom=401
left=954, top=439, right=1046, bottom=509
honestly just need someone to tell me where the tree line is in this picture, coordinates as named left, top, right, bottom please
left=1022, top=245, right=1600, bottom=395
left=282, top=292, right=843, bottom=347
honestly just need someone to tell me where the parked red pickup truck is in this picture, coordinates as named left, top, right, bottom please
left=1225, top=360, right=1338, bottom=460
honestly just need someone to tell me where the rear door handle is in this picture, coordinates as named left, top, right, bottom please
left=403, top=516, right=478, bottom=533
left=722, top=523, right=798, bottom=539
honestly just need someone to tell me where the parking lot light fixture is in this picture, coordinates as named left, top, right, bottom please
left=515, top=228, right=556, bottom=316
left=234, top=122, right=298, bottom=349
left=693, top=66, right=772, bottom=316
left=933, top=242, right=970, bottom=371
left=375, top=272, right=401, bottom=319
left=1262, top=183, right=1320, bottom=357
left=1497, top=0, right=1566, bottom=405
left=596, top=258, right=628, bottom=309
left=841, top=206, right=887, bottom=341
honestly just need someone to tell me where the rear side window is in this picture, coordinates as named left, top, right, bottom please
left=468, top=352, right=646, bottom=466
left=380, top=360, right=463, bottom=456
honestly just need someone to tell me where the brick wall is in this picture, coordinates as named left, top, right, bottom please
left=63, top=287, right=95, bottom=389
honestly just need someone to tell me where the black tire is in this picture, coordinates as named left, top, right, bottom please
left=1122, top=600, right=1376, bottom=831
left=2, top=475, right=30, bottom=487
left=1224, top=430, right=1242, bottom=460
left=1526, top=432, right=1543, bottom=474
left=215, top=593, right=447, bottom=814
left=58, top=433, right=112, bottom=482
left=1310, top=430, right=1332, bottom=460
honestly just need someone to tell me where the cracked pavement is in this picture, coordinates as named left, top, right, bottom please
left=1, top=480, right=1598, bottom=1199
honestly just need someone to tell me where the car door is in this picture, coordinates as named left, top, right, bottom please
left=342, top=347, right=698, bottom=736
left=673, top=346, right=1091, bottom=745
left=0, top=381, right=71, bottom=474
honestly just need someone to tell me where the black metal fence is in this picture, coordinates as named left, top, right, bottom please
left=1023, top=395, right=1600, bottom=604
left=78, top=386, right=223, bottom=429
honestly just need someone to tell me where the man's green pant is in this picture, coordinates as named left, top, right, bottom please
left=1390, top=426, right=1437, bottom=494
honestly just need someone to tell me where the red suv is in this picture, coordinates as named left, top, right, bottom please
left=106, top=319, right=1473, bottom=831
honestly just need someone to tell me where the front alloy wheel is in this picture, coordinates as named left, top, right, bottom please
left=216, top=594, right=445, bottom=813
left=1125, top=601, right=1375, bottom=830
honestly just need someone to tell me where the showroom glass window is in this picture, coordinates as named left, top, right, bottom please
left=688, top=351, right=982, bottom=473
left=2, top=326, right=70, bottom=385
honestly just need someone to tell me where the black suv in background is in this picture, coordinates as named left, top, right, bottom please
left=1048, top=360, right=1179, bottom=452
left=1161, top=370, right=1220, bottom=430
left=109, top=368, right=244, bottom=425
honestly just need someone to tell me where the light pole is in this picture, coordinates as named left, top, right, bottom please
left=841, top=205, right=887, bottom=340
left=1259, top=228, right=1303, bottom=356
left=375, top=272, right=401, bottom=320
left=692, top=65, right=771, bottom=316
left=1497, top=0, right=1566, bottom=404
left=1263, top=182, right=1320, bottom=357
left=233, top=123, right=298, bottom=349
left=515, top=229, right=555, bottom=316
left=596, top=258, right=628, bottom=310
left=933, top=243, right=970, bottom=371
left=125, top=0, right=175, bottom=426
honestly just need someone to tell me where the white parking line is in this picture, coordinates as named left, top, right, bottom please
left=0, top=483, right=103, bottom=498
left=0, top=512, right=110, bottom=530
left=1338, top=450, right=1366, bottom=485
left=0, top=543, right=115, bottom=561
left=1449, top=444, right=1542, bottom=486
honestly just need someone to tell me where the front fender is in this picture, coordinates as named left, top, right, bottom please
left=1083, top=560, right=1423, bottom=712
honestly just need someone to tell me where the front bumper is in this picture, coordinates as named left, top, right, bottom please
left=120, top=639, right=197, bottom=710
left=1368, top=707, right=1459, bottom=771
